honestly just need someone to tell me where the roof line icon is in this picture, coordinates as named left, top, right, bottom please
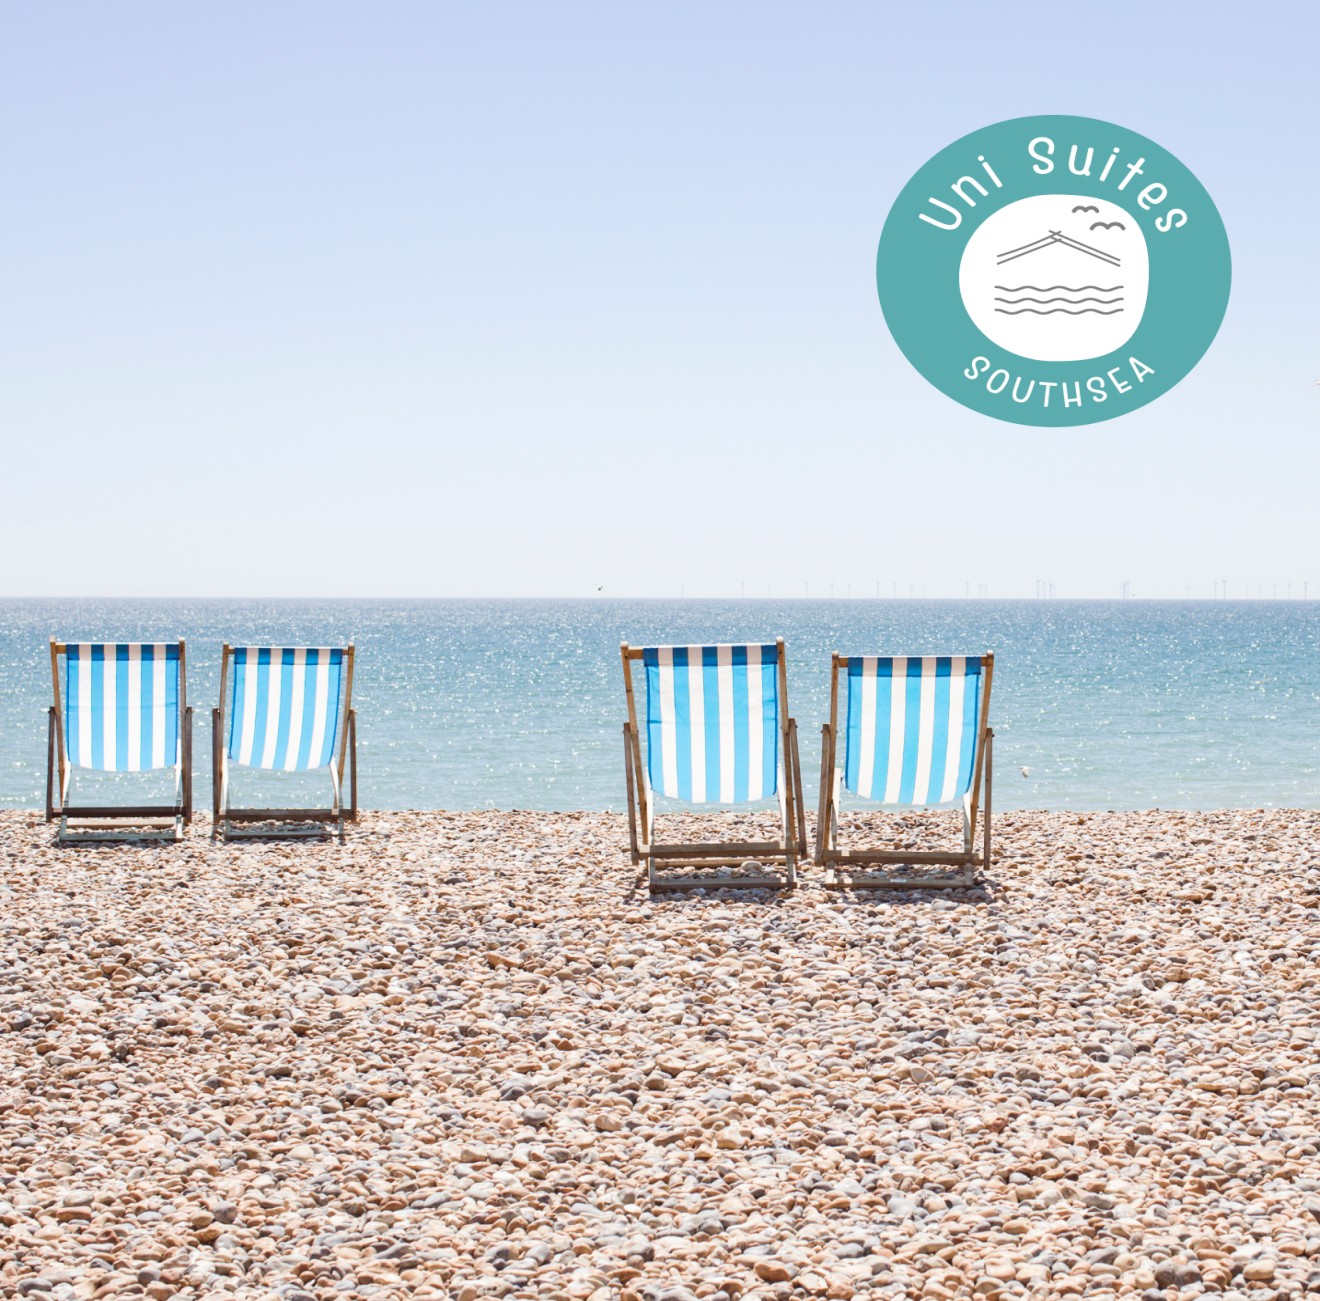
left=997, top=230, right=1121, bottom=268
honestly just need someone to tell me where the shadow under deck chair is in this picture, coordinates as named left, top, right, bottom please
left=621, top=640, right=806, bottom=891
left=213, top=644, right=357, bottom=839
left=817, top=653, right=994, bottom=888
left=47, top=640, right=193, bottom=842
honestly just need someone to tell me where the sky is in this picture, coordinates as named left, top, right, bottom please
left=2, top=1, right=1317, bottom=599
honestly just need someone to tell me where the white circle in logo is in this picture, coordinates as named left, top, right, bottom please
left=958, top=194, right=1148, bottom=363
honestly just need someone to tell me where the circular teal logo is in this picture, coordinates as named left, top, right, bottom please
left=876, top=115, right=1231, bottom=427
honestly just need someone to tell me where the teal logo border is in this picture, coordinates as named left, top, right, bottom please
left=876, top=115, right=1231, bottom=427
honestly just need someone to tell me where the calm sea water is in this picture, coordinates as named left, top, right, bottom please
left=2, top=599, right=1317, bottom=812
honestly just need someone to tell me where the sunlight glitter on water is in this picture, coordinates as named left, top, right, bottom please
left=2, top=599, right=1317, bottom=811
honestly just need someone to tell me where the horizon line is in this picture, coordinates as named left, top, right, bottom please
left=0, top=594, right=1315, bottom=604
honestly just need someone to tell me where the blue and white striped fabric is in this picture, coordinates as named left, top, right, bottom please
left=643, top=644, right=779, bottom=804
left=843, top=656, right=984, bottom=805
left=65, top=643, right=181, bottom=772
left=227, top=648, right=344, bottom=771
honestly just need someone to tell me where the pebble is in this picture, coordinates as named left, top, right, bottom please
left=0, top=806, right=1317, bottom=1298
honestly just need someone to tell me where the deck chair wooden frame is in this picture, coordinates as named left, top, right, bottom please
left=621, top=639, right=806, bottom=891
left=817, top=652, right=994, bottom=889
left=46, top=639, right=193, bottom=843
left=212, top=643, right=357, bottom=840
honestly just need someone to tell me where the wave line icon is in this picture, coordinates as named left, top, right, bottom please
left=993, top=285, right=1121, bottom=293
left=994, top=306, right=1124, bottom=316
left=993, top=281, right=1125, bottom=317
left=995, top=295, right=1123, bottom=305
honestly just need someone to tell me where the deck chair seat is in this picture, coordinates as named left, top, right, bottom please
left=621, top=640, right=806, bottom=891
left=817, top=653, right=994, bottom=888
left=213, top=645, right=357, bottom=840
left=46, top=640, right=193, bottom=842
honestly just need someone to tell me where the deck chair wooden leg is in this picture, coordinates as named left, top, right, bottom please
left=327, top=762, right=344, bottom=840
left=816, top=724, right=832, bottom=866
left=644, top=797, right=658, bottom=891
left=982, top=729, right=994, bottom=875
left=623, top=724, right=640, bottom=866
left=796, top=724, right=807, bottom=860
left=777, top=773, right=791, bottom=887
left=646, top=802, right=657, bottom=893
left=328, top=763, right=343, bottom=841
left=348, top=711, right=358, bottom=821
left=182, top=709, right=193, bottom=824
left=217, top=724, right=230, bottom=840
left=830, top=765, right=842, bottom=855
left=789, top=784, right=799, bottom=887
left=778, top=782, right=797, bottom=890
left=821, top=727, right=843, bottom=887
left=211, top=709, right=222, bottom=828
left=46, top=709, right=58, bottom=823
left=220, top=764, right=229, bottom=839
left=788, top=718, right=806, bottom=861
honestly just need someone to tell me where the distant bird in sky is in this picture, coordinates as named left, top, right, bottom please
left=1021, top=767, right=1032, bottom=777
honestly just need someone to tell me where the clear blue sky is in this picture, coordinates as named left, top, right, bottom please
left=2, top=2, right=1315, bottom=599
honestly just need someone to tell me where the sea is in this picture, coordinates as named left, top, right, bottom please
left=2, top=598, right=1318, bottom=813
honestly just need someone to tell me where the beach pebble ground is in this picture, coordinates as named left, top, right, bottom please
left=1, top=807, right=1318, bottom=1300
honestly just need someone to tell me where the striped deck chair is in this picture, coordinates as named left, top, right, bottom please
left=212, top=644, right=357, bottom=839
left=621, top=640, right=806, bottom=891
left=46, top=640, right=193, bottom=842
left=816, top=653, right=994, bottom=888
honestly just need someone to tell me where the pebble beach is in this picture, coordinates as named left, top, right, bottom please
left=2, top=808, right=1319, bottom=1301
